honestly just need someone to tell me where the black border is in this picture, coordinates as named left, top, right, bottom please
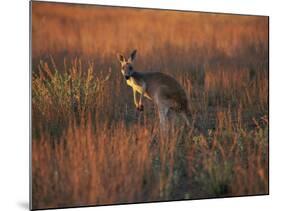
left=29, top=1, right=270, bottom=210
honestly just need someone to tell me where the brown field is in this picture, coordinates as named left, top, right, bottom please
left=31, top=2, right=269, bottom=210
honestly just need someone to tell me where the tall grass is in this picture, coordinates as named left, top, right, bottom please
left=32, top=56, right=111, bottom=138
left=31, top=2, right=269, bottom=210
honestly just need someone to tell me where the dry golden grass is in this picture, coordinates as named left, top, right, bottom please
left=31, top=2, right=269, bottom=209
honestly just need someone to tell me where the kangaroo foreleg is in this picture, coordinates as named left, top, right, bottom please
left=133, top=89, right=143, bottom=111
left=137, top=83, right=146, bottom=111
left=133, top=89, right=139, bottom=108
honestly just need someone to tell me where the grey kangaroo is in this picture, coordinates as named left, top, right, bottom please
left=117, top=50, right=190, bottom=130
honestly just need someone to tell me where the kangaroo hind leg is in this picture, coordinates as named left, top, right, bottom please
left=180, top=111, right=190, bottom=128
left=158, top=104, right=169, bottom=133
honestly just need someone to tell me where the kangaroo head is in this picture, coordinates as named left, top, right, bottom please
left=117, top=50, right=137, bottom=80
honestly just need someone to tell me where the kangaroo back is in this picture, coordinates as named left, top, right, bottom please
left=143, top=72, right=188, bottom=112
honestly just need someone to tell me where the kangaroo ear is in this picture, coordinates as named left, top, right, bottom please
left=129, top=49, right=137, bottom=62
left=117, top=53, right=125, bottom=63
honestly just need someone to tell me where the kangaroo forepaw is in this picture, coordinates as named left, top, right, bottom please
left=137, top=104, right=144, bottom=112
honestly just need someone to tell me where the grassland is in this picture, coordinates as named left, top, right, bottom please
left=31, top=2, right=269, bottom=209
